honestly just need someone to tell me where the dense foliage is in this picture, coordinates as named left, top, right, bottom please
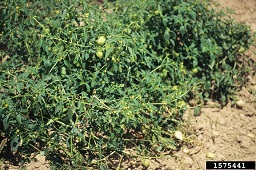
left=0, top=0, right=253, bottom=168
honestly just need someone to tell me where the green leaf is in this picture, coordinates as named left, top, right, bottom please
left=61, top=67, right=67, bottom=75
left=67, top=108, right=73, bottom=122
left=162, top=17, right=168, bottom=27
left=83, top=30, right=88, bottom=42
left=64, top=60, right=71, bottom=68
left=189, top=10, right=196, bottom=20
left=221, top=95, right=226, bottom=103
left=55, top=104, right=62, bottom=113
left=16, top=114, right=22, bottom=124
left=61, top=9, right=67, bottom=20
left=3, top=115, right=10, bottom=130
left=209, top=60, right=215, bottom=70
left=180, top=26, right=186, bottom=36
left=10, top=134, right=20, bottom=152
left=164, top=29, right=170, bottom=43
left=194, top=106, right=201, bottom=116
left=105, top=47, right=114, bottom=59
left=43, top=76, right=52, bottom=81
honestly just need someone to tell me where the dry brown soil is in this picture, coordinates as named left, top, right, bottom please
left=3, top=0, right=256, bottom=169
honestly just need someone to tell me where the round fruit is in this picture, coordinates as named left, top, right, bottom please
left=43, top=28, right=50, bottom=34
left=154, top=10, right=160, bottom=15
left=96, top=51, right=103, bottom=58
left=192, top=68, right=198, bottom=75
left=206, top=152, right=215, bottom=159
left=161, top=69, right=168, bottom=78
left=173, top=52, right=179, bottom=57
left=238, top=46, right=245, bottom=53
left=141, top=159, right=150, bottom=167
left=97, top=36, right=106, bottom=46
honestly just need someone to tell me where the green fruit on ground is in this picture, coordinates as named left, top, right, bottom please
left=97, top=36, right=106, bottom=46
left=238, top=46, right=245, bottom=53
left=96, top=51, right=103, bottom=58
left=141, top=159, right=150, bottom=167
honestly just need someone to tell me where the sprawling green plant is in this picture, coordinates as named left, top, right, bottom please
left=145, top=0, right=252, bottom=102
left=0, top=0, right=253, bottom=168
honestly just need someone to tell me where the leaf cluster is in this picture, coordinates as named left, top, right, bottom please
left=0, top=0, right=253, bottom=168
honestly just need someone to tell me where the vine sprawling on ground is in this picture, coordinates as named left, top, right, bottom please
left=0, top=0, right=253, bottom=168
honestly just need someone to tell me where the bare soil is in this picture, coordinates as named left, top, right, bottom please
left=2, top=0, right=256, bottom=169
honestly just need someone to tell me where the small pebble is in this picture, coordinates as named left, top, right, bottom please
left=218, top=154, right=225, bottom=161
left=183, top=156, right=193, bottom=167
left=218, top=118, right=225, bottom=125
left=241, top=140, right=250, bottom=149
left=212, top=130, right=220, bottom=137
left=244, top=111, right=254, bottom=117
left=173, top=152, right=182, bottom=158
left=247, top=133, right=255, bottom=139
left=247, top=75, right=255, bottom=85
left=245, top=124, right=254, bottom=131
left=240, top=137, right=251, bottom=149
left=175, top=131, right=183, bottom=140
left=239, top=129, right=247, bottom=135
left=211, top=123, right=217, bottom=130
left=183, top=147, right=190, bottom=154
left=198, top=134, right=204, bottom=141
left=236, top=100, right=245, bottom=108
left=239, top=113, right=246, bottom=120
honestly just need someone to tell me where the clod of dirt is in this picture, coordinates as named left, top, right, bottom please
left=26, top=155, right=49, bottom=170
left=247, top=133, right=255, bottom=139
left=217, top=153, right=225, bottom=160
left=212, top=130, right=220, bottom=137
left=218, top=118, right=226, bottom=125
left=247, top=75, right=255, bottom=85
left=198, top=134, right=204, bottom=141
left=182, top=147, right=190, bottom=154
left=240, top=136, right=253, bottom=149
left=244, top=109, right=255, bottom=117
left=183, top=156, right=193, bottom=168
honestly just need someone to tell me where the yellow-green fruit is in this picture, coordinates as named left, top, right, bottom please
left=238, top=46, right=245, bottom=53
left=173, top=52, right=179, bottom=57
left=96, top=51, right=103, bottom=58
left=161, top=69, right=168, bottom=78
left=192, top=68, right=198, bottom=75
left=43, top=28, right=50, bottom=34
left=154, top=10, right=160, bottom=15
left=141, top=159, right=150, bottom=167
left=97, top=36, right=106, bottom=46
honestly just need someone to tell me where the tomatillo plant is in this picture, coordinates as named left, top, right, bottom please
left=0, top=0, right=253, bottom=168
